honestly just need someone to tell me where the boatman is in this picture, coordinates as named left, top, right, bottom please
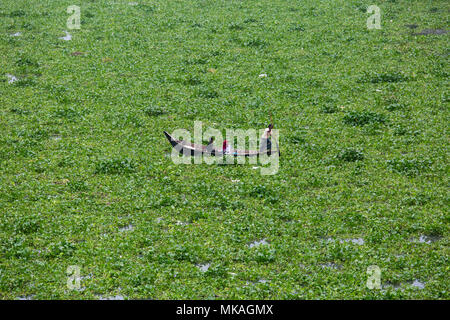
left=260, top=124, right=273, bottom=153
left=222, top=140, right=230, bottom=154
left=206, top=137, right=215, bottom=153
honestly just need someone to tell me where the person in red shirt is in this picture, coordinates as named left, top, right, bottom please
left=222, top=140, right=230, bottom=154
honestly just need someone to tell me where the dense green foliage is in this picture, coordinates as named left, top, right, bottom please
left=0, top=0, right=448, bottom=299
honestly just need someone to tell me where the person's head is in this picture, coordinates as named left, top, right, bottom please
left=268, top=124, right=274, bottom=130
left=209, top=137, right=215, bottom=143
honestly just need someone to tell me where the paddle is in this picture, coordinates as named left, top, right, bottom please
left=269, top=113, right=281, bottom=157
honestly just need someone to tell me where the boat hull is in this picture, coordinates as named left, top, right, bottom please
left=163, top=131, right=279, bottom=157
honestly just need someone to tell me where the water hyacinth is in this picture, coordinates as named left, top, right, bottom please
left=0, top=0, right=447, bottom=301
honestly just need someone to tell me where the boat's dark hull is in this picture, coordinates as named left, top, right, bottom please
left=163, top=131, right=279, bottom=157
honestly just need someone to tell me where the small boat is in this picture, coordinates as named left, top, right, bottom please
left=163, top=131, right=279, bottom=157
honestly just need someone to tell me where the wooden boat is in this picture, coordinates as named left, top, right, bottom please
left=163, top=131, right=280, bottom=157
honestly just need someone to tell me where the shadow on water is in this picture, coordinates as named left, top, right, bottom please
left=405, top=24, right=418, bottom=29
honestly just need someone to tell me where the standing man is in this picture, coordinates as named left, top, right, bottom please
left=260, top=124, right=273, bottom=153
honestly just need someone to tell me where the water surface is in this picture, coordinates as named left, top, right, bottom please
left=249, top=239, right=269, bottom=248
left=59, top=31, right=72, bottom=41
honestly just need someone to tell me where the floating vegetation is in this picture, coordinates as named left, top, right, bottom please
left=343, top=111, right=386, bottom=126
left=385, top=103, right=407, bottom=112
left=321, top=104, right=339, bottom=114
left=413, top=29, right=447, bottom=36
left=387, top=158, right=432, bottom=176
left=335, top=148, right=364, bottom=162
left=358, top=72, right=409, bottom=83
left=1, top=0, right=447, bottom=301
left=94, top=158, right=137, bottom=175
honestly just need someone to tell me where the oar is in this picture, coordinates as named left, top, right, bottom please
left=269, top=113, right=281, bottom=157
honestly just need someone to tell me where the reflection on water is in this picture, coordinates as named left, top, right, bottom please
left=244, top=279, right=270, bottom=287
left=319, top=262, right=342, bottom=270
left=249, top=239, right=269, bottom=248
left=98, top=295, right=125, bottom=300
left=17, top=295, right=35, bottom=300
left=7, top=74, right=18, bottom=84
left=411, top=280, right=425, bottom=289
left=59, top=31, right=72, bottom=41
left=258, top=279, right=268, bottom=284
left=382, top=279, right=425, bottom=290
left=119, top=224, right=133, bottom=232
left=51, top=135, right=62, bottom=141
left=382, top=282, right=401, bottom=290
left=326, top=237, right=364, bottom=245
left=412, top=235, right=442, bottom=244
left=197, top=263, right=211, bottom=272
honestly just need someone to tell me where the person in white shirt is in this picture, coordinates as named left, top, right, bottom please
left=260, top=124, right=273, bottom=152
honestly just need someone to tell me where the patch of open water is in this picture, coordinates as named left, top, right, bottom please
left=59, top=31, right=72, bottom=41
left=249, top=239, right=269, bottom=248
